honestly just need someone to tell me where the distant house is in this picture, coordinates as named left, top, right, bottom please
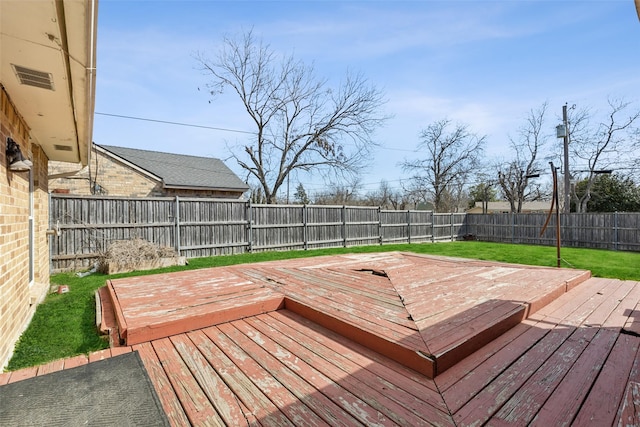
left=49, top=143, right=249, bottom=198
left=466, top=201, right=551, bottom=214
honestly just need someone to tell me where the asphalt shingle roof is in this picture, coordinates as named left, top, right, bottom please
left=98, top=144, right=248, bottom=191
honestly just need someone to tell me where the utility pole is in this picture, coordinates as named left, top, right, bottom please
left=561, top=104, right=570, bottom=213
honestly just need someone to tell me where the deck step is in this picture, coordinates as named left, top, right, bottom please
left=285, top=297, right=529, bottom=378
left=95, top=286, right=123, bottom=347
left=427, top=300, right=528, bottom=375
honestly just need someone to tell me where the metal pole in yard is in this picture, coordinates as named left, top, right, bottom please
left=562, top=104, right=571, bottom=214
left=551, top=163, right=561, bottom=268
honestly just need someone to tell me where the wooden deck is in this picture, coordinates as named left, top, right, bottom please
left=4, top=251, right=640, bottom=426
left=104, top=267, right=285, bottom=345
left=103, top=252, right=591, bottom=377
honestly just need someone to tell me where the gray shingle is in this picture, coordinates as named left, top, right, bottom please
left=98, top=145, right=248, bottom=191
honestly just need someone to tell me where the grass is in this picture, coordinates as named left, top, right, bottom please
left=6, top=241, right=640, bottom=371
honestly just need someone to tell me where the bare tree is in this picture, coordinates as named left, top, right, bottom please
left=497, top=102, right=550, bottom=213
left=400, top=180, right=431, bottom=210
left=402, top=119, right=485, bottom=212
left=197, top=30, right=388, bottom=203
left=313, top=179, right=361, bottom=205
left=568, top=98, right=640, bottom=212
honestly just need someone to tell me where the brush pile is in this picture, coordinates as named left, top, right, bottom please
left=98, top=238, right=181, bottom=274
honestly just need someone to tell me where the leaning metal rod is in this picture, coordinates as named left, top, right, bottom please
left=553, top=164, right=561, bottom=268
left=539, top=162, right=561, bottom=268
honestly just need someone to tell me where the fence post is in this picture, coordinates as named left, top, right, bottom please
left=303, top=204, right=308, bottom=250
left=450, top=212, right=454, bottom=241
left=431, top=212, right=435, bottom=243
left=378, top=207, right=382, bottom=245
left=247, top=200, right=253, bottom=253
left=614, top=211, right=619, bottom=251
left=48, top=192, right=54, bottom=273
left=342, top=205, right=347, bottom=247
left=407, top=210, right=412, bottom=244
left=511, top=213, right=515, bottom=244
left=174, top=196, right=181, bottom=256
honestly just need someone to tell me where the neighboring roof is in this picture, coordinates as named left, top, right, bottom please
left=4, top=253, right=640, bottom=425
left=1, top=1, right=97, bottom=165
left=97, top=144, right=249, bottom=192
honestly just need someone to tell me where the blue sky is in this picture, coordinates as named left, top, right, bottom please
left=94, top=1, right=640, bottom=198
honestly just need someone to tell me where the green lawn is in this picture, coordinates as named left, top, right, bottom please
left=6, top=241, right=640, bottom=371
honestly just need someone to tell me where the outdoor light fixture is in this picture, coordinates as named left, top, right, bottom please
left=6, top=137, right=32, bottom=172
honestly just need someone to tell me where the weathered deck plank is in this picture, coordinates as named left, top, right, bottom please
left=169, top=334, right=249, bottom=426
left=439, top=319, right=553, bottom=414
left=284, top=298, right=435, bottom=377
left=491, top=327, right=614, bottom=425
left=616, top=381, right=640, bottom=427
left=133, top=343, right=191, bottom=427
left=220, top=320, right=363, bottom=427
left=272, top=310, right=442, bottom=395
left=573, top=332, right=639, bottom=425
left=196, top=327, right=296, bottom=426
left=151, top=338, right=225, bottom=426
left=248, top=266, right=414, bottom=329
left=246, top=313, right=452, bottom=426
left=454, top=324, right=576, bottom=426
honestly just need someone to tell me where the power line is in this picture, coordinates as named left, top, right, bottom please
left=95, top=112, right=257, bottom=135
left=95, top=111, right=419, bottom=153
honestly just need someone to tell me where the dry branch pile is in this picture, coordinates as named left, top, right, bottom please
left=98, top=238, right=180, bottom=274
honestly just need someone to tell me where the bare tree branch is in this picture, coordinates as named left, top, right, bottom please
left=569, top=98, right=640, bottom=212
left=196, top=30, right=388, bottom=203
left=402, top=119, right=485, bottom=212
left=496, top=102, right=550, bottom=213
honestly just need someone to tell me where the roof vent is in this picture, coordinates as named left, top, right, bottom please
left=11, top=64, right=55, bottom=91
left=54, top=144, right=73, bottom=151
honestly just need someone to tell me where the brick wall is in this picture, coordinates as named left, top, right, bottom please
left=0, top=87, right=50, bottom=369
left=49, top=147, right=161, bottom=197
left=50, top=146, right=244, bottom=198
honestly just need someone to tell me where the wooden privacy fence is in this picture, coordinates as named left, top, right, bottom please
left=464, top=212, right=640, bottom=252
left=48, top=195, right=640, bottom=272
left=49, top=195, right=467, bottom=272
